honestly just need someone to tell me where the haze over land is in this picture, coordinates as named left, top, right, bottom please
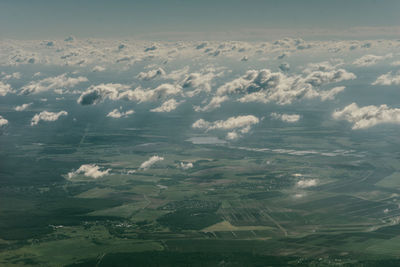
left=1, top=0, right=400, bottom=266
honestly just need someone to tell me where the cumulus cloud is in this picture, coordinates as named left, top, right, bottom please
left=150, top=99, right=182, bottom=112
left=78, top=82, right=183, bottom=106
left=120, top=84, right=182, bottom=103
left=0, top=81, right=12, bottom=96
left=67, top=164, right=111, bottom=179
left=0, top=115, right=8, bottom=127
left=14, top=103, right=33, bottom=111
left=215, top=68, right=354, bottom=105
left=319, top=86, right=346, bottom=101
left=77, top=83, right=130, bottom=105
left=179, top=162, right=193, bottom=170
left=137, top=68, right=166, bottom=80
left=353, top=54, right=392, bottom=67
left=20, top=74, right=88, bottom=94
left=181, top=70, right=222, bottom=97
left=1, top=72, right=21, bottom=80
left=139, top=156, right=164, bottom=170
left=333, top=103, right=400, bottom=129
left=372, top=71, right=400, bottom=86
left=31, top=110, right=68, bottom=126
left=192, top=115, right=259, bottom=139
left=92, top=66, right=106, bottom=72
left=194, top=96, right=229, bottom=112
left=297, top=179, right=318, bottom=188
left=271, top=112, right=300, bottom=123
left=106, top=108, right=134, bottom=118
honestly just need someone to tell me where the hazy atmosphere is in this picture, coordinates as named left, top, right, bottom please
left=1, top=1, right=400, bottom=266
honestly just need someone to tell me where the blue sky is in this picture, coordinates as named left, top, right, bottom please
left=1, top=0, right=399, bottom=39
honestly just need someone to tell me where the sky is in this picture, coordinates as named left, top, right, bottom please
left=0, top=0, right=400, bottom=40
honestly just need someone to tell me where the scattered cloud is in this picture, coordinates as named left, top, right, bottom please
left=107, top=108, right=134, bottom=118
left=92, top=66, right=106, bottom=72
left=20, top=74, right=88, bottom=95
left=194, top=96, right=229, bottom=112
left=14, top=103, right=33, bottom=111
left=0, top=115, right=8, bottom=127
left=192, top=115, right=259, bottom=139
left=216, top=68, right=353, bottom=106
left=150, top=99, right=182, bottom=112
left=0, top=81, right=12, bottom=96
left=353, top=54, right=392, bottom=67
left=139, top=155, right=164, bottom=170
left=297, top=179, right=318, bottom=188
left=67, top=164, right=111, bottom=179
left=77, top=83, right=130, bottom=105
left=31, top=110, right=68, bottom=126
left=372, top=71, right=400, bottom=86
left=333, top=103, right=400, bottom=129
left=137, top=68, right=165, bottom=80
left=271, top=112, right=300, bottom=123
left=180, top=162, right=193, bottom=170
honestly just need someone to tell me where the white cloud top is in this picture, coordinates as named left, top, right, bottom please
left=215, top=68, right=353, bottom=106
left=31, top=110, right=68, bottom=126
left=0, top=115, right=8, bottom=127
left=150, top=99, right=181, bottom=112
left=139, top=156, right=164, bottom=170
left=67, top=164, right=111, bottom=179
left=180, top=162, right=193, bottom=170
left=14, top=103, right=33, bottom=111
left=107, top=109, right=134, bottom=118
left=21, top=74, right=88, bottom=94
left=193, top=115, right=259, bottom=139
left=372, top=71, right=400, bottom=86
left=333, top=103, right=400, bottom=129
left=137, top=68, right=166, bottom=80
left=0, top=81, right=12, bottom=96
left=271, top=113, right=300, bottom=123
left=297, top=179, right=318, bottom=188
left=353, top=54, right=392, bottom=67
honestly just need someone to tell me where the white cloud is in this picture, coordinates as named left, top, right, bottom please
left=194, top=96, right=229, bottom=112
left=150, top=99, right=182, bottom=112
left=31, top=110, right=68, bottom=126
left=1, top=72, right=21, bottom=80
left=165, top=67, right=189, bottom=81
left=353, top=54, right=392, bottom=67
left=106, top=109, right=134, bottom=118
left=180, top=162, right=193, bottom=170
left=297, top=179, right=318, bottom=188
left=139, top=156, right=164, bottom=170
left=119, top=83, right=182, bottom=103
left=0, top=81, right=12, bottom=96
left=0, top=115, right=8, bottom=127
left=137, top=68, right=165, bottom=80
left=92, top=66, right=106, bottom=72
left=216, top=68, right=353, bottom=105
left=319, top=86, right=346, bottom=101
left=333, top=103, right=400, bottom=129
left=77, top=83, right=130, bottom=105
left=78, top=83, right=182, bottom=105
left=67, top=164, right=111, bottom=179
left=271, top=112, right=300, bottom=123
left=192, top=115, right=259, bottom=139
left=20, top=74, right=88, bottom=94
left=14, top=103, right=33, bottom=111
left=372, top=71, right=400, bottom=86
left=181, top=71, right=221, bottom=97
